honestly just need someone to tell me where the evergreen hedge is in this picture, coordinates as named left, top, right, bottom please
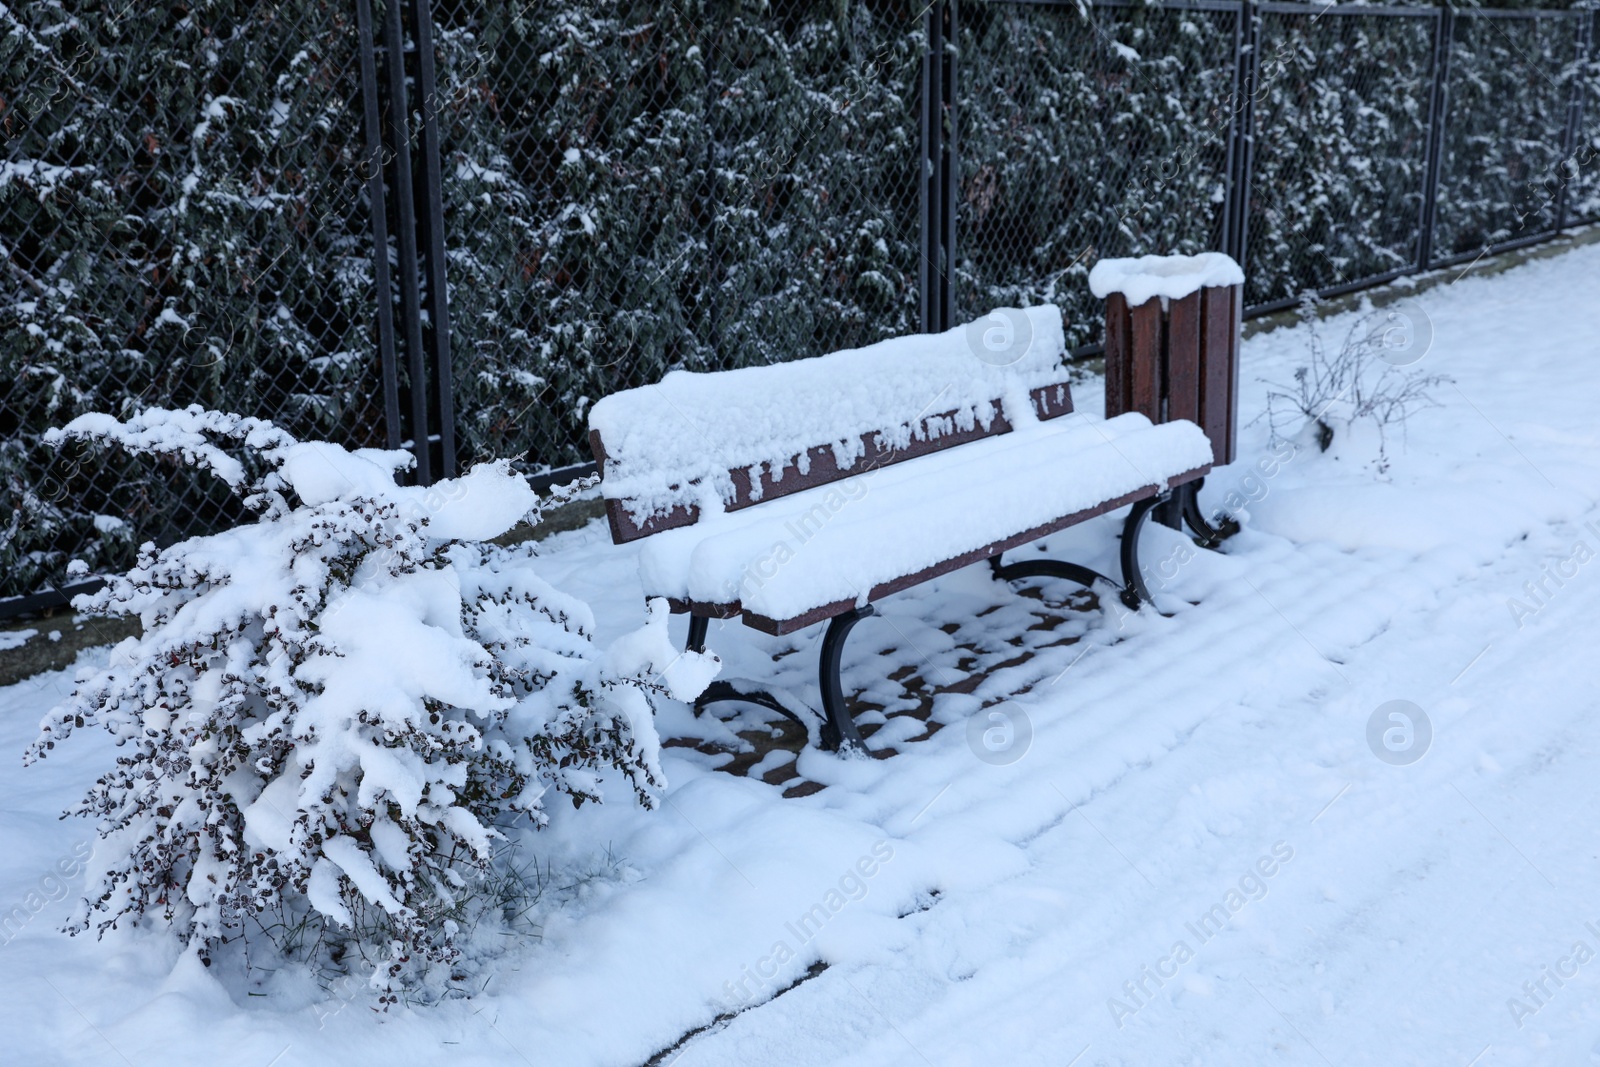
left=1, top=1, right=380, bottom=597
left=3, top=0, right=1597, bottom=601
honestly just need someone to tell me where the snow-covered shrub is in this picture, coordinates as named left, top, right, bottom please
left=1262, top=296, right=1451, bottom=464
left=23, top=407, right=717, bottom=984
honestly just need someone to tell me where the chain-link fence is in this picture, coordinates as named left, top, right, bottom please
left=1, top=0, right=392, bottom=610
left=955, top=0, right=1242, bottom=351
left=426, top=0, right=927, bottom=473
left=1244, top=4, right=1440, bottom=307
left=3, top=0, right=1599, bottom=613
left=1433, top=9, right=1594, bottom=262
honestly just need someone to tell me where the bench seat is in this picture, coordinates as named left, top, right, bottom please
left=637, top=411, right=1212, bottom=633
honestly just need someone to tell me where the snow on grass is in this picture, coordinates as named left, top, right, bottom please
left=5, top=242, right=1600, bottom=1065
left=0, top=629, right=36, bottom=652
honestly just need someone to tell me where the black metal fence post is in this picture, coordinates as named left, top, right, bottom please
left=1227, top=0, right=1260, bottom=269
left=941, top=0, right=960, bottom=333
left=920, top=0, right=958, bottom=334
left=920, top=0, right=944, bottom=333
left=1219, top=1, right=1246, bottom=260
left=355, top=0, right=403, bottom=453
left=1555, top=10, right=1593, bottom=233
left=1417, top=4, right=1455, bottom=272
left=407, top=0, right=457, bottom=479
left=381, top=0, right=432, bottom=483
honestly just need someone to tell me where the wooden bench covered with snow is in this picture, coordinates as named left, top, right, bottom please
left=588, top=258, right=1241, bottom=754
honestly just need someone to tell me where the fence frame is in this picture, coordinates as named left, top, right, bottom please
left=1235, top=1, right=1447, bottom=316
left=382, top=0, right=1600, bottom=456
left=1418, top=6, right=1595, bottom=273
left=921, top=0, right=960, bottom=334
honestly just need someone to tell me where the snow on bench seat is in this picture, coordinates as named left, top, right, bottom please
left=636, top=411, right=1213, bottom=631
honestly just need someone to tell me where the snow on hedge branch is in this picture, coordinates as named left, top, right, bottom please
left=47, top=406, right=299, bottom=501
left=26, top=407, right=718, bottom=982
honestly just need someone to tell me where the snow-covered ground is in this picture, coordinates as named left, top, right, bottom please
left=5, top=242, right=1600, bottom=1066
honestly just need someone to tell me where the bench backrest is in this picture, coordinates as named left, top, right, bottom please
left=588, top=306, right=1074, bottom=544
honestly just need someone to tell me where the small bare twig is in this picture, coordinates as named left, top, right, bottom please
left=1260, top=294, right=1450, bottom=469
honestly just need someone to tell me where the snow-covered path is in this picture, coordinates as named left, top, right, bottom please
left=3, top=242, right=1600, bottom=1066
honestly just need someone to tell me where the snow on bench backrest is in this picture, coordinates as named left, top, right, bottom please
left=588, top=306, right=1073, bottom=543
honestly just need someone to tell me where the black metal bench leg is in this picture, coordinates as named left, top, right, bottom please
left=1119, top=495, right=1162, bottom=611
left=818, top=605, right=875, bottom=755
left=988, top=555, right=1114, bottom=592
left=685, top=612, right=817, bottom=731
left=1179, top=477, right=1240, bottom=549
left=686, top=613, right=710, bottom=654
left=1153, top=492, right=1184, bottom=531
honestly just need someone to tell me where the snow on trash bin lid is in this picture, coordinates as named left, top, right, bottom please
left=1088, top=252, right=1243, bottom=309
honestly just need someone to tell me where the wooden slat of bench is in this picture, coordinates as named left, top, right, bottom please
left=1104, top=291, right=1131, bottom=418
left=589, top=431, right=695, bottom=546
left=596, top=383, right=1076, bottom=544
left=1166, top=291, right=1203, bottom=427
left=1200, top=283, right=1241, bottom=465
left=1227, top=284, right=1242, bottom=463
left=1128, top=298, right=1163, bottom=423
left=717, top=461, right=1211, bottom=635
left=664, top=598, right=745, bottom=619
